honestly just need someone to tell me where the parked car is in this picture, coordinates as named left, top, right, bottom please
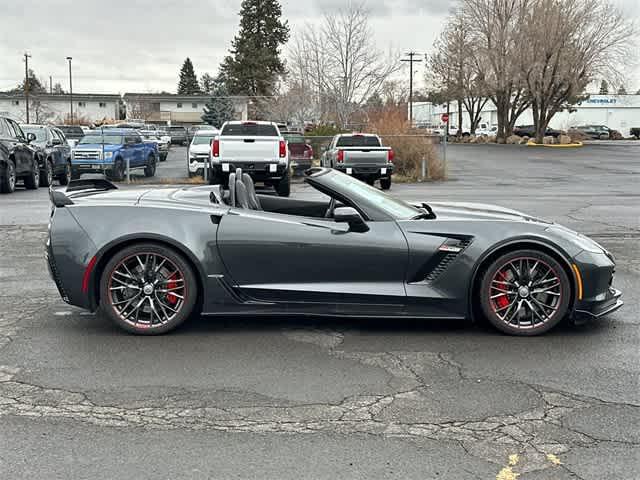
left=210, top=121, right=290, bottom=196
left=140, top=130, right=170, bottom=161
left=167, top=126, right=188, bottom=145
left=447, top=125, right=470, bottom=137
left=572, top=125, right=611, bottom=140
left=321, top=133, right=394, bottom=189
left=475, top=123, right=497, bottom=136
left=188, top=129, right=219, bottom=178
left=20, top=124, right=72, bottom=186
left=56, top=125, right=85, bottom=148
left=281, top=131, right=314, bottom=175
left=71, top=129, right=158, bottom=181
left=0, top=116, right=41, bottom=193
left=46, top=167, right=622, bottom=336
left=513, top=125, right=561, bottom=138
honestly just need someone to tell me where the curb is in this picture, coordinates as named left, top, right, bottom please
left=526, top=140, right=583, bottom=148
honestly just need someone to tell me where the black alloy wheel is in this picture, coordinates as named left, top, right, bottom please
left=100, top=243, right=197, bottom=334
left=480, top=250, right=570, bottom=335
left=0, top=160, right=17, bottom=193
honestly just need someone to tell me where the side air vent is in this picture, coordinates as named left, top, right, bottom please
left=413, top=238, right=473, bottom=284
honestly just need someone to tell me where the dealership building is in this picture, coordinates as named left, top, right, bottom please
left=413, top=94, right=640, bottom=137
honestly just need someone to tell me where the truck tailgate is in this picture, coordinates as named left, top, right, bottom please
left=343, top=148, right=389, bottom=165
left=219, top=137, right=279, bottom=162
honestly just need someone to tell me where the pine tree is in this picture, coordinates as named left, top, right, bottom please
left=599, top=80, right=609, bottom=95
left=219, top=0, right=289, bottom=97
left=177, top=58, right=202, bottom=94
left=617, top=85, right=627, bottom=95
left=200, top=73, right=216, bottom=95
left=201, top=77, right=235, bottom=128
left=13, top=69, right=46, bottom=94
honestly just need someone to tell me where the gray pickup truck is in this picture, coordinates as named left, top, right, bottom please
left=321, top=133, right=394, bottom=189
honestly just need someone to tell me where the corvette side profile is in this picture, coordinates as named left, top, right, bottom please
left=46, top=168, right=622, bottom=335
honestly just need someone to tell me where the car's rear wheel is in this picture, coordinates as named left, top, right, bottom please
left=110, top=159, right=125, bottom=182
left=479, top=249, right=571, bottom=335
left=23, top=159, right=40, bottom=190
left=100, top=243, right=198, bottom=334
left=40, top=159, right=53, bottom=187
left=275, top=171, right=290, bottom=197
left=380, top=177, right=391, bottom=190
left=0, top=160, right=17, bottom=193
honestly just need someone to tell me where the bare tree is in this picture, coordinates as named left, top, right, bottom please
left=430, top=13, right=489, bottom=135
left=520, top=0, right=635, bottom=143
left=126, top=96, right=157, bottom=122
left=287, top=2, right=400, bottom=128
left=462, top=0, right=531, bottom=140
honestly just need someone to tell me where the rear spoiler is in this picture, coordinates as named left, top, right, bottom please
left=49, top=179, right=118, bottom=207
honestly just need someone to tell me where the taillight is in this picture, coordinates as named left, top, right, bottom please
left=279, top=139, right=286, bottom=158
left=337, top=150, right=344, bottom=163
left=212, top=139, right=220, bottom=157
left=308, top=146, right=313, bottom=158
left=388, top=149, right=395, bottom=163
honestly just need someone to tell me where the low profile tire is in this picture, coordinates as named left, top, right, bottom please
left=0, top=160, right=17, bottom=193
left=23, top=159, right=40, bottom=190
left=40, top=159, right=53, bottom=187
left=380, top=177, right=391, bottom=190
left=58, top=161, right=72, bottom=185
left=99, top=243, right=198, bottom=335
left=160, top=153, right=167, bottom=162
left=479, top=249, right=571, bottom=336
left=275, top=171, right=291, bottom=197
left=144, top=155, right=156, bottom=177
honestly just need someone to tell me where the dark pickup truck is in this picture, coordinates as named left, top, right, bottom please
left=282, top=131, right=313, bottom=175
left=320, top=133, right=394, bottom=189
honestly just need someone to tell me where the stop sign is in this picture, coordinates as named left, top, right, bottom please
left=441, top=113, right=449, bottom=123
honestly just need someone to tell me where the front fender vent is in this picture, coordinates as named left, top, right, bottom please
left=413, top=238, right=472, bottom=284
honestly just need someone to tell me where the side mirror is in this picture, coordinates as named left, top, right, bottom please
left=334, top=206, right=369, bottom=232
left=26, top=132, right=37, bottom=143
left=51, top=138, right=62, bottom=146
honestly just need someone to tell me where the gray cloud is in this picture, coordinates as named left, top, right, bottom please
left=0, top=0, right=637, bottom=94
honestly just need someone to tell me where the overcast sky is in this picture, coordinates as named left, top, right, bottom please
left=1, top=0, right=638, bottom=95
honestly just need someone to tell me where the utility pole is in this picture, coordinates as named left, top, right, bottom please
left=66, top=57, right=73, bottom=124
left=401, top=52, right=422, bottom=129
left=49, top=76, right=53, bottom=94
left=23, top=53, right=31, bottom=123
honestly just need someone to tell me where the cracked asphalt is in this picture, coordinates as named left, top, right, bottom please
left=0, top=144, right=638, bottom=479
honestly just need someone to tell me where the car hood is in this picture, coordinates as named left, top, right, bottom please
left=422, top=201, right=551, bottom=224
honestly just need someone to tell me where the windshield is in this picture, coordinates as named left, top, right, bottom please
left=336, top=135, right=381, bottom=147
left=192, top=134, right=216, bottom=145
left=78, top=134, right=123, bottom=145
left=142, top=134, right=159, bottom=140
left=317, top=170, right=420, bottom=220
left=21, top=127, right=47, bottom=142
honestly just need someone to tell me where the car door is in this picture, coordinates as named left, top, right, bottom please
left=216, top=209, right=409, bottom=314
left=123, top=135, right=140, bottom=167
left=5, top=120, right=31, bottom=174
left=50, top=129, right=65, bottom=167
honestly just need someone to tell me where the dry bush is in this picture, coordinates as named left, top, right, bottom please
left=567, top=128, right=588, bottom=142
left=368, top=107, right=445, bottom=180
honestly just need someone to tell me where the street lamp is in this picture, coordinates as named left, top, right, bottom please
left=23, top=53, right=32, bottom=123
left=66, top=56, right=73, bottom=124
left=401, top=52, right=423, bottom=128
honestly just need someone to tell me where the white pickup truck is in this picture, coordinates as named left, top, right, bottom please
left=210, top=121, right=290, bottom=196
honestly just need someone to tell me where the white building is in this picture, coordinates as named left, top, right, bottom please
left=123, top=93, right=249, bottom=126
left=0, top=93, right=120, bottom=124
left=413, top=94, right=640, bottom=137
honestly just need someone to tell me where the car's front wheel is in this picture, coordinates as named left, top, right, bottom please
left=58, top=161, right=72, bottom=185
left=99, top=243, right=198, bottom=334
left=144, top=155, right=156, bottom=177
left=479, top=249, right=571, bottom=335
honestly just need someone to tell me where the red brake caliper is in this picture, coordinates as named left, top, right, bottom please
left=494, top=270, right=509, bottom=309
left=166, top=274, right=178, bottom=305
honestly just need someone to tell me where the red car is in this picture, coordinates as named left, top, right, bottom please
left=282, top=131, right=313, bottom=175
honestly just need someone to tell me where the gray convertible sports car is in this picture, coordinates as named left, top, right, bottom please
left=46, top=168, right=622, bottom=335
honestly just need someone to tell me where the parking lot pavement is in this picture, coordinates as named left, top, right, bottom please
left=0, top=143, right=638, bottom=479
